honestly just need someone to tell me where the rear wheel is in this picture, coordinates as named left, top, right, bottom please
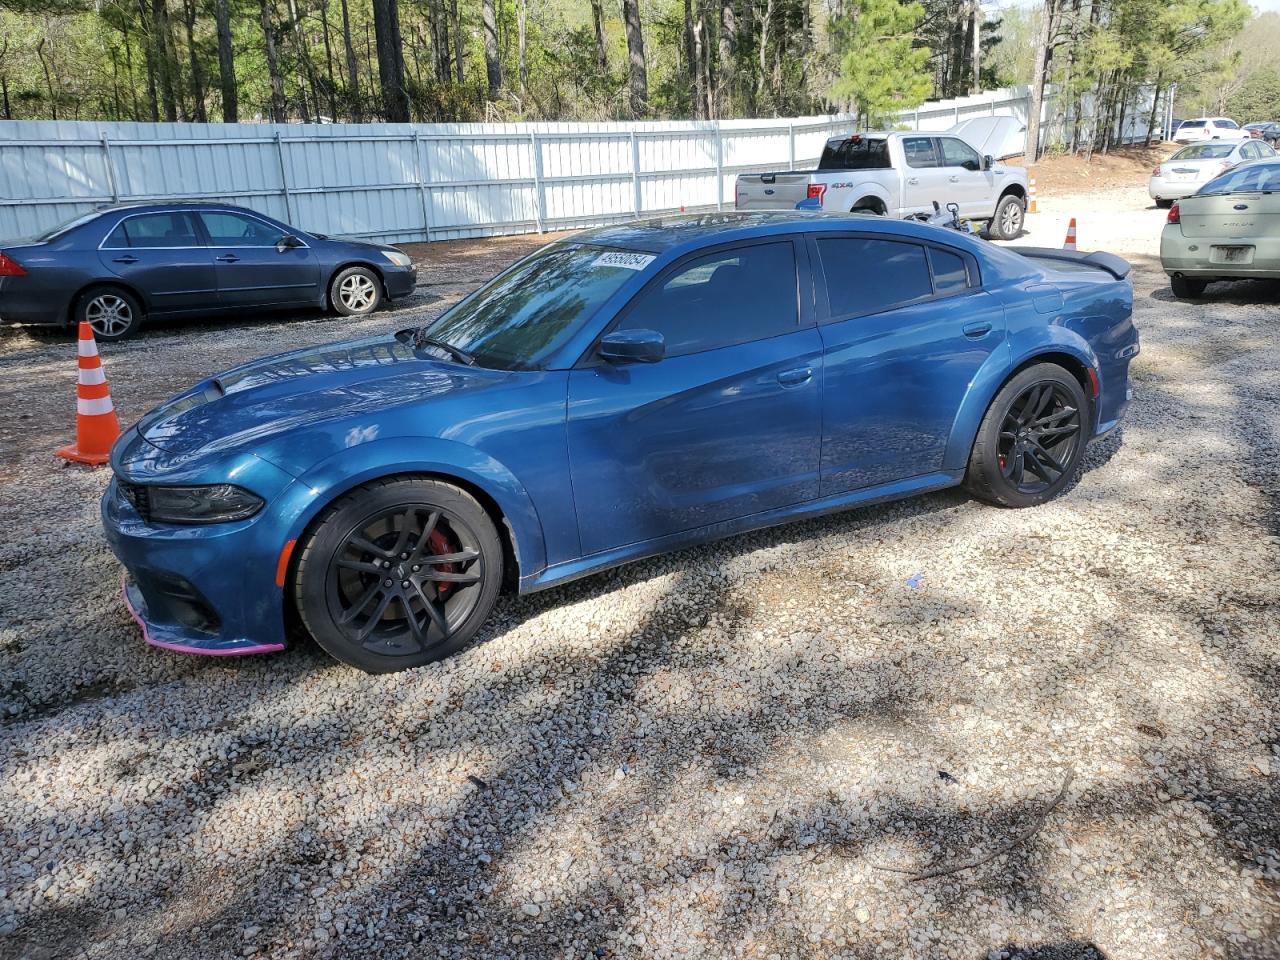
left=1170, top=275, right=1208, bottom=299
left=293, top=477, right=504, bottom=672
left=74, top=286, right=143, bottom=341
left=329, top=266, right=383, bottom=316
left=986, top=194, right=1025, bottom=240
left=1154, top=198, right=1173, bottom=209
left=965, top=363, right=1089, bottom=508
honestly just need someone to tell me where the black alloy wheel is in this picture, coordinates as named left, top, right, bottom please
left=965, top=363, right=1089, bottom=507
left=294, top=478, right=503, bottom=671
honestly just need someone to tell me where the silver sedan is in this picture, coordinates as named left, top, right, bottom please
left=1149, top=140, right=1276, bottom=207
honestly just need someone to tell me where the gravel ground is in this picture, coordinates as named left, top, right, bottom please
left=1, top=187, right=1278, bottom=960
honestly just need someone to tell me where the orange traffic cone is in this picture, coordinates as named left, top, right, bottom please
left=55, top=322, right=120, bottom=466
left=1063, top=217, right=1078, bottom=250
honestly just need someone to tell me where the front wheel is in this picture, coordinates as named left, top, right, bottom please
left=986, top=194, right=1025, bottom=241
left=293, top=477, right=504, bottom=672
left=964, top=363, right=1089, bottom=508
left=1170, top=275, right=1208, bottom=299
left=329, top=265, right=383, bottom=317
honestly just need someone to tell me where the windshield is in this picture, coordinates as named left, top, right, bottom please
left=1171, top=143, right=1235, bottom=160
left=416, top=243, right=648, bottom=370
left=1198, top=161, right=1280, bottom=196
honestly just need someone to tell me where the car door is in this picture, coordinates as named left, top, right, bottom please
left=898, top=136, right=950, bottom=215
left=98, top=212, right=218, bottom=316
left=809, top=233, right=1007, bottom=496
left=565, top=238, right=823, bottom=556
left=197, top=210, right=321, bottom=308
left=937, top=136, right=991, bottom=217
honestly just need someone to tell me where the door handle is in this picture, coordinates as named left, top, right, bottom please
left=776, top=366, right=813, bottom=387
left=111, top=255, right=139, bottom=264
left=215, top=254, right=241, bottom=263
left=963, top=321, right=992, bottom=338
left=949, top=175, right=960, bottom=182
left=907, top=177, right=920, bottom=185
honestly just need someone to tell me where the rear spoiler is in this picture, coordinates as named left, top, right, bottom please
left=1013, top=246, right=1131, bottom=280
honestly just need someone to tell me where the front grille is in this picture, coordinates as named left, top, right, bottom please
left=117, top=480, right=152, bottom=521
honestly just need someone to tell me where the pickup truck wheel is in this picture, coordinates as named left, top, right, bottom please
left=851, top=199, right=886, bottom=215
left=986, top=194, right=1025, bottom=240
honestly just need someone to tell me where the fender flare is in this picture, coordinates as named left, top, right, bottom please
left=844, top=184, right=892, bottom=213
left=942, top=330, right=1099, bottom=471
left=277, top=436, right=548, bottom=580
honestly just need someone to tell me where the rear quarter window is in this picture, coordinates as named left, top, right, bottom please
left=818, top=138, right=891, bottom=171
left=817, top=237, right=933, bottom=317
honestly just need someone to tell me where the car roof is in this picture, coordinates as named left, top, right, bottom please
left=566, top=211, right=1015, bottom=261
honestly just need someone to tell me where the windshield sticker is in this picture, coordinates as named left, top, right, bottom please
left=593, top=251, right=655, bottom=271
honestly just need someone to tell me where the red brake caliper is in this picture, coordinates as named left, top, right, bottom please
left=427, top=528, right=458, bottom=598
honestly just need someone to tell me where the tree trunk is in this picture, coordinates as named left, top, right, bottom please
left=214, top=0, right=238, bottom=121
left=289, top=0, right=321, bottom=122
left=756, top=0, right=772, bottom=107
left=483, top=0, right=501, bottom=97
left=1144, top=73, right=1163, bottom=145
left=339, top=0, right=362, bottom=119
left=970, top=0, right=981, bottom=95
left=718, top=0, right=735, bottom=112
left=260, top=0, right=287, bottom=121
left=35, top=38, right=57, bottom=120
left=451, top=0, right=463, bottom=83
left=683, top=0, right=696, bottom=113
left=151, top=0, right=179, bottom=121
left=183, top=0, right=208, bottom=121
left=1, top=75, right=9, bottom=121
left=430, top=0, right=449, bottom=82
left=1024, top=0, right=1055, bottom=162
left=517, top=0, right=528, bottom=94
left=591, top=0, right=608, bottom=74
left=693, top=11, right=706, bottom=119
left=319, top=0, right=339, bottom=119
left=372, top=0, right=411, bottom=121
left=622, top=0, right=647, bottom=117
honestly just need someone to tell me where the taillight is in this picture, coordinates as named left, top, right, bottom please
left=1167, top=202, right=1180, bottom=224
left=0, top=253, right=26, bottom=277
left=806, top=183, right=827, bottom=203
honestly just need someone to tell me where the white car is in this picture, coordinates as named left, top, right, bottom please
left=1173, top=117, right=1248, bottom=143
left=1149, top=139, right=1276, bottom=207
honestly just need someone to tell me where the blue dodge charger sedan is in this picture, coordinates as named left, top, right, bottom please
left=0, top=202, right=416, bottom=340
left=102, top=212, right=1138, bottom=672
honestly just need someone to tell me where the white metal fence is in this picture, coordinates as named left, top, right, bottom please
left=0, top=116, right=855, bottom=244
left=0, top=83, right=1160, bottom=244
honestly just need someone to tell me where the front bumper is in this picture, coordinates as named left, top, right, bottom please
left=384, top=266, right=417, bottom=300
left=101, top=451, right=302, bottom=657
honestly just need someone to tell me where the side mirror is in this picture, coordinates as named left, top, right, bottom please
left=598, top=329, right=665, bottom=364
left=278, top=234, right=304, bottom=249
left=983, top=154, right=994, bottom=171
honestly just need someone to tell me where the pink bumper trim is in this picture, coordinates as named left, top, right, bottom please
left=121, top=579, right=286, bottom=657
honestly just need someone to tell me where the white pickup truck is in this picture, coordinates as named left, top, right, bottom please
left=734, top=131, right=1030, bottom=240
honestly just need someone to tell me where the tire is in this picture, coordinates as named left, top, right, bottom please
left=1154, top=198, right=1173, bottom=209
left=293, top=477, right=504, bottom=672
left=1170, top=275, right=1208, bottom=299
left=73, top=286, right=143, bottom=341
left=329, top=265, right=383, bottom=317
left=851, top=199, right=886, bottom=216
left=986, top=194, right=1025, bottom=241
left=964, top=363, right=1089, bottom=508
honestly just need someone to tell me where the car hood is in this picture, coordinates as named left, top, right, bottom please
left=135, top=335, right=503, bottom=466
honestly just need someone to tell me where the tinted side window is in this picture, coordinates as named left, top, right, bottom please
left=818, top=137, right=890, bottom=170
left=902, top=137, right=939, bottom=169
left=940, top=137, right=982, bottom=170
left=817, top=237, right=932, bottom=318
left=199, top=212, right=287, bottom=247
left=615, top=242, right=798, bottom=356
left=104, top=213, right=201, bottom=248
left=928, top=247, right=970, bottom=294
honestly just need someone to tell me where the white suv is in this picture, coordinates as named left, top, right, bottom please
left=1174, top=118, right=1248, bottom=143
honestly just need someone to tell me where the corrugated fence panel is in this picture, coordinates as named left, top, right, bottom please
left=7, top=87, right=1159, bottom=242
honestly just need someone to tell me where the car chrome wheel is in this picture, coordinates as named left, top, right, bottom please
left=326, top=505, right=485, bottom=657
left=338, top=274, right=377, bottom=312
left=86, top=294, right=134, bottom=338
left=996, top=381, right=1083, bottom=495
left=999, top=200, right=1023, bottom=236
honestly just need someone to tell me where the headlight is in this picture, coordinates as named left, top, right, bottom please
left=124, top=483, right=265, bottom=524
left=380, top=248, right=413, bottom=267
